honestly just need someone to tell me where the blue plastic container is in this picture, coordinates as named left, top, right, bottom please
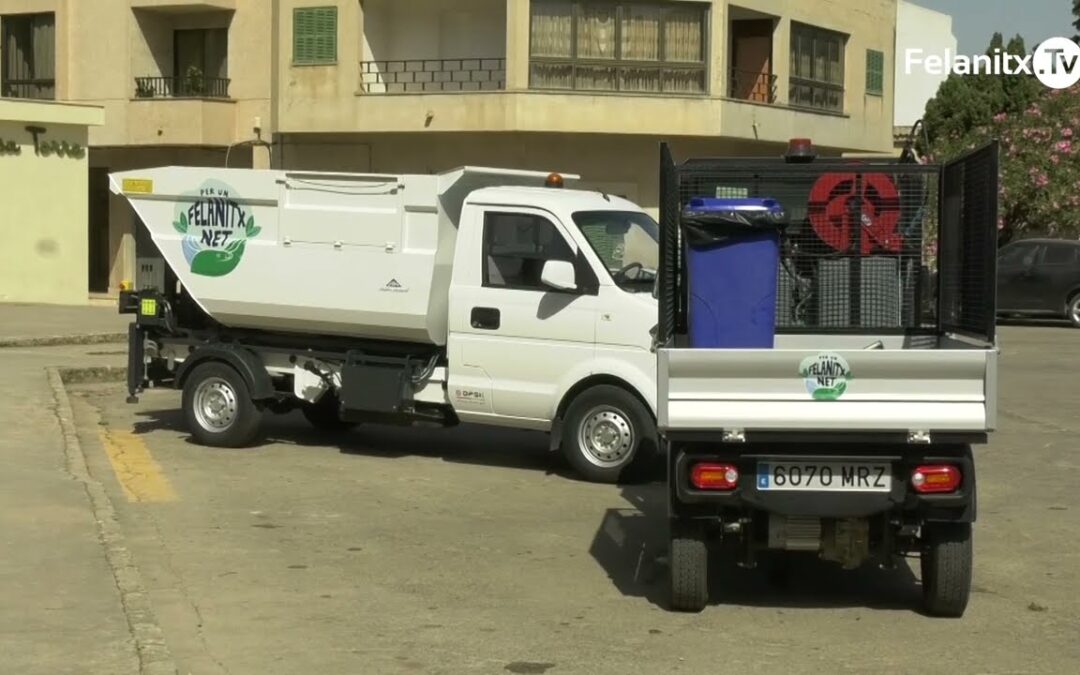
left=682, top=198, right=785, bottom=349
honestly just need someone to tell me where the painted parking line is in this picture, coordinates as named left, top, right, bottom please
left=98, top=429, right=178, bottom=503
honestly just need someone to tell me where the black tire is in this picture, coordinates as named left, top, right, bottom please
left=559, top=385, right=656, bottom=484
left=921, top=522, right=973, bottom=618
left=300, top=393, right=356, bottom=432
left=1067, top=293, right=1080, bottom=328
left=669, top=520, right=708, bottom=612
left=181, top=361, right=263, bottom=448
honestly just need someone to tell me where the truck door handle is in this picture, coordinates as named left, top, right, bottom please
left=471, top=307, right=500, bottom=330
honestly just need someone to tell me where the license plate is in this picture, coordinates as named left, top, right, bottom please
left=756, top=462, right=891, bottom=492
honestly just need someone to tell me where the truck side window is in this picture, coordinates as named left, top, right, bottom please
left=482, top=212, right=574, bottom=290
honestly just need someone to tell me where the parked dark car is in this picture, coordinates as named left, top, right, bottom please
left=997, top=238, right=1080, bottom=327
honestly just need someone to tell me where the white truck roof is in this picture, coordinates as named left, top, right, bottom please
left=109, top=165, right=627, bottom=345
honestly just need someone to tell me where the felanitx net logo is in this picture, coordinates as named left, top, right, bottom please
left=906, top=37, right=1080, bottom=90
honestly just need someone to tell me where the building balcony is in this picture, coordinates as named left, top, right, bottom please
left=126, top=96, right=236, bottom=146
left=728, top=68, right=777, bottom=104
left=1, top=78, right=55, bottom=100
left=129, top=0, right=235, bottom=12
left=359, top=58, right=505, bottom=94
left=359, top=0, right=507, bottom=93
left=134, top=75, right=231, bottom=99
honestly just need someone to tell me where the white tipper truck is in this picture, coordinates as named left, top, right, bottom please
left=112, top=165, right=662, bottom=483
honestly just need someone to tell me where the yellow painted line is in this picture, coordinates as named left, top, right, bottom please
left=98, top=429, right=177, bottom=503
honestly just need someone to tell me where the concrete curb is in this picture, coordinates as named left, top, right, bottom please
left=0, top=332, right=127, bottom=349
left=47, top=368, right=179, bottom=675
left=57, top=365, right=128, bottom=385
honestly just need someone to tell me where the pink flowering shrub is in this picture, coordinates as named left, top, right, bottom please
left=934, top=83, right=1080, bottom=239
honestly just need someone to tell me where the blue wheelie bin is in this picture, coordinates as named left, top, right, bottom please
left=681, top=197, right=787, bottom=349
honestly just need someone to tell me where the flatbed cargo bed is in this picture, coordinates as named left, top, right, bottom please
left=658, top=333, right=995, bottom=442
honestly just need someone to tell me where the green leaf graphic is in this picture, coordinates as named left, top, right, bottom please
left=173, top=212, right=188, bottom=234
left=244, top=216, right=260, bottom=239
left=191, top=241, right=245, bottom=277
left=811, top=381, right=847, bottom=401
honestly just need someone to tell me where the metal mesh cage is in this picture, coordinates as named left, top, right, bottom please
left=657, top=142, right=999, bottom=343
left=939, top=143, right=999, bottom=341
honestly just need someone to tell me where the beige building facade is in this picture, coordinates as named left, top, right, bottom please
left=0, top=99, right=103, bottom=304
left=1, top=0, right=271, bottom=299
left=1, top=0, right=897, bottom=300
left=275, top=0, right=898, bottom=212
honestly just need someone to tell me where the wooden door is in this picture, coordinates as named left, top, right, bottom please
left=730, top=19, right=773, bottom=102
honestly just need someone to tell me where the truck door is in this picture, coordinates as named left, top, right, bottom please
left=447, top=207, right=597, bottom=425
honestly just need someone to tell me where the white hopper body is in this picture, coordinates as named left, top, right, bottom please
left=110, top=165, right=577, bottom=345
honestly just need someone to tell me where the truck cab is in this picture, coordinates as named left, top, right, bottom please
left=447, top=185, right=660, bottom=481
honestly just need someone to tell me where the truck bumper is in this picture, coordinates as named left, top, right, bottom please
left=669, top=442, right=976, bottom=524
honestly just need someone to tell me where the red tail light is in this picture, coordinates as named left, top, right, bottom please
left=691, top=463, right=739, bottom=491
left=911, top=465, right=962, bottom=494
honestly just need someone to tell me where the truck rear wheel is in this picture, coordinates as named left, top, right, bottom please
left=182, top=361, right=263, bottom=448
left=560, top=385, right=655, bottom=483
left=921, top=522, right=973, bottom=617
left=669, top=520, right=708, bottom=612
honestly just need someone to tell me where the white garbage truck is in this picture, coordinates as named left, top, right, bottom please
left=112, top=165, right=662, bottom=483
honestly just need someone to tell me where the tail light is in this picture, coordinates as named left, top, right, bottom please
left=691, top=463, right=739, bottom=491
left=911, top=465, right=962, bottom=494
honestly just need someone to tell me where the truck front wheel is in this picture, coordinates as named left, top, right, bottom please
left=560, top=385, right=655, bottom=483
left=182, top=361, right=264, bottom=448
left=920, top=522, right=973, bottom=617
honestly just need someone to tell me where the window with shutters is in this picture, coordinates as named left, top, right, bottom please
left=865, top=48, right=884, bottom=96
left=293, top=6, right=338, bottom=65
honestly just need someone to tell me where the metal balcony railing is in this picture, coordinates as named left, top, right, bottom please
left=134, top=76, right=231, bottom=99
left=728, top=68, right=777, bottom=104
left=359, top=58, right=506, bottom=94
left=1, top=78, right=55, bottom=100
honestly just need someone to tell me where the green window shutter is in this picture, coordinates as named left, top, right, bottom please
left=866, top=49, right=884, bottom=95
left=294, top=7, right=337, bottom=64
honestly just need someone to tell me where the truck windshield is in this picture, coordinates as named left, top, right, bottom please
left=572, top=211, right=660, bottom=293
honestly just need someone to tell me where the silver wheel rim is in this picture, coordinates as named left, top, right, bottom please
left=1071, top=298, right=1080, bottom=325
left=193, top=376, right=238, bottom=432
left=578, top=405, right=635, bottom=467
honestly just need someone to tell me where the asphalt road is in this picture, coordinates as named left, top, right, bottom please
left=65, top=324, right=1080, bottom=675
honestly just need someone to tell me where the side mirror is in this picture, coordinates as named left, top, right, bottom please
left=540, top=259, right=578, bottom=292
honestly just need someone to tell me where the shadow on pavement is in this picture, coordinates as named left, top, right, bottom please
left=130, top=406, right=590, bottom=480
left=589, top=483, right=923, bottom=613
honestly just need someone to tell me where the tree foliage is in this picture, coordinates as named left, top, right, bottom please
left=919, top=32, right=1080, bottom=240
left=920, top=34, right=1041, bottom=151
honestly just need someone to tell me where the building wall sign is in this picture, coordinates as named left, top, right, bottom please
left=0, top=125, right=86, bottom=158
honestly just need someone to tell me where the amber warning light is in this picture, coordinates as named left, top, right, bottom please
left=545, top=173, right=565, bottom=188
